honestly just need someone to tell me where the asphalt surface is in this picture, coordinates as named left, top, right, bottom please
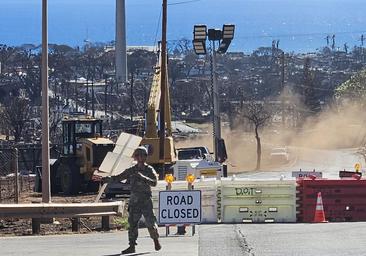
left=200, top=222, right=366, bottom=256
left=0, top=226, right=198, bottom=256
left=199, top=225, right=250, bottom=256
left=4, top=223, right=366, bottom=256
left=238, top=223, right=366, bottom=256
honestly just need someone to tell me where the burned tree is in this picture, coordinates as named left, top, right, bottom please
left=0, top=96, right=31, bottom=142
left=242, top=101, right=271, bottom=170
left=303, top=57, right=320, bottom=115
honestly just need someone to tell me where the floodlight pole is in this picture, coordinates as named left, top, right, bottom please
left=41, top=0, right=51, bottom=203
left=210, top=41, right=221, bottom=161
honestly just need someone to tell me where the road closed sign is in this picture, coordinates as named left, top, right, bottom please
left=158, top=190, right=201, bottom=225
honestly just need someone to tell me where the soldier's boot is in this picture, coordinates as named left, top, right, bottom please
left=121, top=243, right=136, bottom=254
left=153, top=238, right=161, bottom=251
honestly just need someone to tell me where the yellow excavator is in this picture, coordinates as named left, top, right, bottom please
left=43, top=115, right=115, bottom=195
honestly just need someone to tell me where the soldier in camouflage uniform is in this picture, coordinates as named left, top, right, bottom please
left=102, top=146, right=161, bottom=254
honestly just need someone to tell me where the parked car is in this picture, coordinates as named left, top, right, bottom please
left=270, top=147, right=290, bottom=163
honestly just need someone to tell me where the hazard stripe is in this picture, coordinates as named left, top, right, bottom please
left=316, top=205, right=324, bottom=210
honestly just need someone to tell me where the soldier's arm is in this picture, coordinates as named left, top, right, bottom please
left=111, top=167, right=133, bottom=182
left=137, top=166, right=158, bottom=186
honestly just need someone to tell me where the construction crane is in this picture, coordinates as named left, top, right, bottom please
left=141, top=0, right=224, bottom=180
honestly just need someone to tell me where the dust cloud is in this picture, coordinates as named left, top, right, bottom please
left=176, top=102, right=366, bottom=173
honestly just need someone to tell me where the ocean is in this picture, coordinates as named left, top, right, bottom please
left=1, top=0, right=366, bottom=53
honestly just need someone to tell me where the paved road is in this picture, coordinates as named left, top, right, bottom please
left=199, top=225, right=249, bottom=256
left=200, top=223, right=366, bottom=256
left=238, top=222, right=366, bottom=256
left=3, top=223, right=365, bottom=256
left=0, top=227, right=198, bottom=256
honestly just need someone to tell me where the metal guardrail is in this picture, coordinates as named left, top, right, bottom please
left=0, top=202, right=124, bottom=219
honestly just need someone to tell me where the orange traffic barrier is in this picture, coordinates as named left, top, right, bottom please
left=313, top=192, right=327, bottom=223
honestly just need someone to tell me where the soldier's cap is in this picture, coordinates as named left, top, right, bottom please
left=134, top=146, right=148, bottom=156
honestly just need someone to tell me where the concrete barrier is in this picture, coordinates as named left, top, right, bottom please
left=220, top=178, right=297, bottom=223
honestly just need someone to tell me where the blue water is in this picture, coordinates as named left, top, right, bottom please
left=1, top=0, right=366, bottom=53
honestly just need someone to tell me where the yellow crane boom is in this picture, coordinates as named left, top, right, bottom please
left=142, top=60, right=175, bottom=166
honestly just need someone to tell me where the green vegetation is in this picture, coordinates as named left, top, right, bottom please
left=335, top=69, right=366, bottom=104
left=113, top=216, right=129, bottom=230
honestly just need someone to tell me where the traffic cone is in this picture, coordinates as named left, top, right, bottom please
left=313, top=192, right=327, bottom=223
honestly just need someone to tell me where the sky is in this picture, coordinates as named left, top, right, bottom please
left=1, top=0, right=365, bottom=52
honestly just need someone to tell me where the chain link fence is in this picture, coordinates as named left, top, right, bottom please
left=0, top=176, right=35, bottom=203
left=0, top=144, right=42, bottom=176
left=0, top=146, right=38, bottom=203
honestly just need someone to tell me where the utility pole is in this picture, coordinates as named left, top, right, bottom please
left=159, top=0, right=167, bottom=162
left=104, top=75, right=108, bottom=117
left=362, top=35, right=365, bottom=63
left=85, top=77, right=89, bottom=115
left=66, top=80, right=70, bottom=107
left=130, top=73, right=134, bottom=122
left=281, top=51, right=285, bottom=127
left=110, top=79, right=114, bottom=120
left=41, top=0, right=51, bottom=203
left=74, top=76, right=78, bottom=112
left=91, top=75, right=95, bottom=117
left=143, top=77, right=148, bottom=111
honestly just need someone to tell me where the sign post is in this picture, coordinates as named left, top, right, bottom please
left=187, top=176, right=195, bottom=236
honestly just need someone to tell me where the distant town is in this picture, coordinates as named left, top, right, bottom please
left=0, top=38, right=365, bottom=174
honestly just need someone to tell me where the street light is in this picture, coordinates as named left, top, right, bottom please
left=217, top=40, right=231, bottom=54
left=193, top=25, right=207, bottom=55
left=194, top=24, right=235, bottom=54
left=222, top=24, right=235, bottom=40
left=193, top=25, right=207, bottom=40
left=192, top=24, right=235, bottom=163
left=218, top=25, right=235, bottom=53
left=193, top=40, right=206, bottom=55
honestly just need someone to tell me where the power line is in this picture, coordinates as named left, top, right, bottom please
left=153, top=7, right=162, bottom=50
left=168, top=0, right=201, bottom=6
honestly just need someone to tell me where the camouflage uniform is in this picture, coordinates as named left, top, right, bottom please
left=111, top=163, right=159, bottom=245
